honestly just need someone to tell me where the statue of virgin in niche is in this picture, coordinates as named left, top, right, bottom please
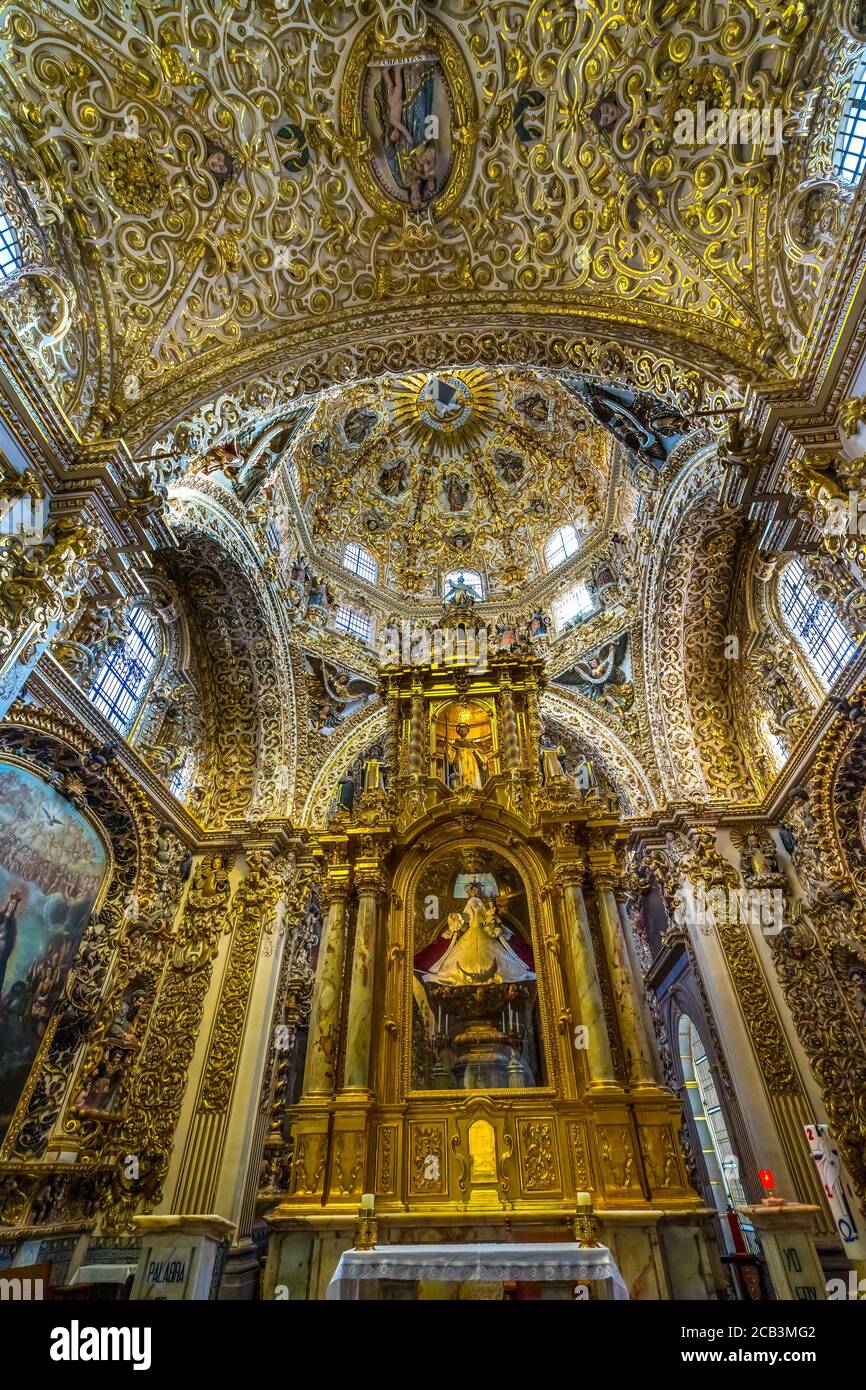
left=421, top=885, right=535, bottom=986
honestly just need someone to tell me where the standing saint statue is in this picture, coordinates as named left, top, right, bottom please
left=448, top=722, right=488, bottom=790
left=540, top=741, right=567, bottom=783
left=574, top=755, right=596, bottom=793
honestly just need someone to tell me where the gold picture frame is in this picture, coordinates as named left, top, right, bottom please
left=339, top=17, right=477, bottom=224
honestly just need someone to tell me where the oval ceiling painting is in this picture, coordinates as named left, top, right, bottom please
left=341, top=18, right=477, bottom=222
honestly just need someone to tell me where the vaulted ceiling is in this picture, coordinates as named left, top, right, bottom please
left=0, top=0, right=856, bottom=446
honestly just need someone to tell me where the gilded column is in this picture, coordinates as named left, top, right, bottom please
left=385, top=684, right=402, bottom=778
left=594, top=872, right=656, bottom=1088
left=342, top=864, right=384, bottom=1093
left=615, top=896, right=661, bottom=1085
left=303, top=875, right=351, bottom=1097
left=556, top=864, right=619, bottom=1090
left=525, top=677, right=542, bottom=782
left=408, top=687, right=425, bottom=774
left=499, top=682, right=520, bottom=770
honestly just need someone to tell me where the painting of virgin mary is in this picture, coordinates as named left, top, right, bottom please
left=366, top=57, right=453, bottom=211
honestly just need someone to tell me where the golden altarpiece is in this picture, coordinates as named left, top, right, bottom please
left=264, top=615, right=722, bottom=1298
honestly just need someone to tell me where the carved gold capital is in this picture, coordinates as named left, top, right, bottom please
left=553, top=862, right=586, bottom=890
left=592, top=869, right=619, bottom=894
left=322, top=878, right=352, bottom=907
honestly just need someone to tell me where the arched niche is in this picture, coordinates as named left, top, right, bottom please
left=430, top=696, right=497, bottom=790
left=396, top=835, right=557, bottom=1099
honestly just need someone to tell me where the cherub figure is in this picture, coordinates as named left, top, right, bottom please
left=383, top=67, right=413, bottom=145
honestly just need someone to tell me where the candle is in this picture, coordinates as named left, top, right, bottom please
left=360, top=1193, right=375, bottom=1211
left=576, top=1191, right=592, bottom=1207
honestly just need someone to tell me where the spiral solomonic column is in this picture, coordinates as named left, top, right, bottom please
left=408, top=688, right=426, bottom=775
left=499, top=681, right=520, bottom=769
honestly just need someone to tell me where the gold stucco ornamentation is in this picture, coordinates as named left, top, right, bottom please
left=95, top=137, right=167, bottom=216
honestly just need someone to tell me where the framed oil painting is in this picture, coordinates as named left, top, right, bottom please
left=0, top=762, right=107, bottom=1142
left=341, top=18, right=476, bottom=223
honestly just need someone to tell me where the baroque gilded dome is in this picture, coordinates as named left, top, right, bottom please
left=290, top=365, right=612, bottom=599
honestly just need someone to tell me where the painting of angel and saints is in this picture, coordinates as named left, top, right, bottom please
left=0, top=763, right=106, bottom=1141
left=411, top=849, right=544, bottom=1092
left=364, top=54, right=454, bottom=211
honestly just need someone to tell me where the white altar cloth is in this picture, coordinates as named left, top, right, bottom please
left=326, top=1242, right=629, bottom=1300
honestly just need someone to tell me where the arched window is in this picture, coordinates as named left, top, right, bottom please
left=544, top=524, right=580, bottom=571
left=0, top=208, right=20, bottom=280
left=89, top=606, right=161, bottom=734
left=170, top=755, right=194, bottom=802
left=442, top=569, right=484, bottom=601
left=342, top=540, right=378, bottom=585
left=834, top=56, right=866, bottom=183
left=779, top=557, right=856, bottom=686
left=334, top=604, right=372, bottom=643
left=553, top=581, right=594, bottom=630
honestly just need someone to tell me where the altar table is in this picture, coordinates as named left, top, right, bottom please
left=326, top=1242, right=629, bottom=1300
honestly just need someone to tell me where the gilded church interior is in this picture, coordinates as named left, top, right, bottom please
left=1, top=0, right=866, bottom=1306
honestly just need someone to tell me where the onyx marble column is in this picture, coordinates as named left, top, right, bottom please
left=302, top=881, right=349, bottom=1097
left=558, top=865, right=619, bottom=1089
left=595, top=873, right=656, bottom=1088
left=341, top=869, right=384, bottom=1093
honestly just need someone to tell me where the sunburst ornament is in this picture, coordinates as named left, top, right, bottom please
left=390, top=368, right=498, bottom=454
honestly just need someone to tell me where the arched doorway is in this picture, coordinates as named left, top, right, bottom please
left=677, top=1013, right=757, bottom=1255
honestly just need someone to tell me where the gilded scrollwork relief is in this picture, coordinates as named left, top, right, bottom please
left=644, top=473, right=755, bottom=804
left=103, top=852, right=232, bottom=1230
left=199, top=849, right=294, bottom=1114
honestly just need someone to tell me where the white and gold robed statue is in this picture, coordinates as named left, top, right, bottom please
left=422, top=885, right=535, bottom=986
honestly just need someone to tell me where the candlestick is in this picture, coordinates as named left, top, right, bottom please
left=574, top=1193, right=600, bottom=1248
left=354, top=1206, right=377, bottom=1251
